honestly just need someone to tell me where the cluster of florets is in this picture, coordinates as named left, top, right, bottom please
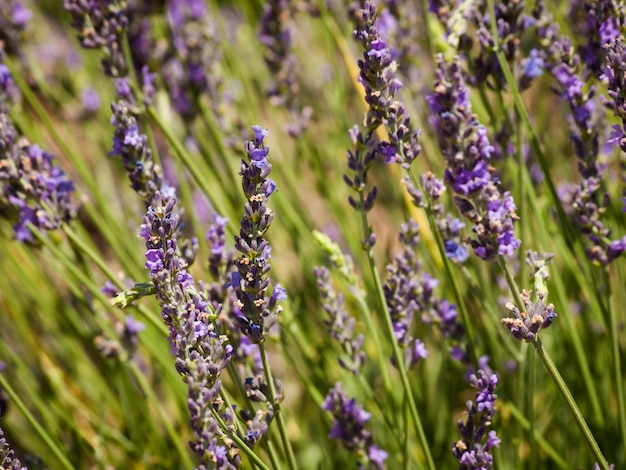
left=322, top=383, right=388, bottom=470
left=140, top=190, right=239, bottom=467
left=452, top=370, right=501, bottom=469
left=231, top=126, right=286, bottom=343
left=353, top=2, right=421, bottom=167
left=163, top=0, right=223, bottom=122
left=427, top=55, right=520, bottom=260
left=0, top=112, right=76, bottom=243
left=63, top=0, right=131, bottom=76
left=501, top=289, right=557, bottom=342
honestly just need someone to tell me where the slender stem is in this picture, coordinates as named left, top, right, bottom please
left=607, top=265, right=626, bottom=455
left=364, top=244, right=433, bottom=470
left=128, top=363, right=195, bottom=467
left=146, top=107, right=236, bottom=235
left=351, top=274, right=392, bottom=395
left=526, top=345, right=537, bottom=470
left=532, top=338, right=609, bottom=469
left=505, top=400, right=568, bottom=469
left=0, top=374, right=75, bottom=470
left=356, top=192, right=434, bottom=470
left=259, top=342, right=298, bottom=470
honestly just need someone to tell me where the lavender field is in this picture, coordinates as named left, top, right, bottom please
left=0, top=0, right=625, bottom=469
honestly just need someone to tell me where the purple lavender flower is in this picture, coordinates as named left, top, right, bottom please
left=600, top=32, right=626, bottom=122
left=63, top=0, right=131, bottom=77
left=140, top=190, right=238, bottom=467
left=162, top=0, right=223, bottom=123
left=427, top=55, right=520, bottom=260
left=576, top=0, right=625, bottom=77
left=0, top=0, right=31, bottom=56
left=322, top=382, right=388, bottom=469
left=383, top=219, right=430, bottom=368
left=429, top=0, right=540, bottom=91
left=353, top=2, right=421, bottom=168
left=452, top=370, right=500, bottom=469
left=80, top=87, right=101, bottom=114
left=109, top=100, right=162, bottom=205
left=258, top=0, right=311, bottom=136
left=344, top=2, right=422, bottom=242
left=501, top=290, right=557, bottom=342
left=384, top=219, right=470, bottom=367
left=232, top=126, right=285, bottom=343
left=0, top=108, right=77, bottom=243
left=0, top=61, right=19, bottom=105
left=0, top=427, right=26, bottom=470
left=314, top=266, right=366, bottom=373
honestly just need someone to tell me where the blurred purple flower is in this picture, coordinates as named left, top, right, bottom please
left=322, top=382, right=388, bottom=469
left=314, top=266, right=366, bottom=374
left=0, top=0, right=31, bottom=55
left=63, top=0, right=130, bottom=76
left=163, top=0, right=223, bottom=123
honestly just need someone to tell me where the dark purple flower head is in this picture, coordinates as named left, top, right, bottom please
left=452, top=369, right=500, bottom=469
left=502, top=290, right=557, bottom=342
left=63, top=0, right=130, bottom=76
left=232, top=126, right=284, bottom=343
left=353, top=1, right=421, bottom=167
left=428, top=55, right=520, bottom=261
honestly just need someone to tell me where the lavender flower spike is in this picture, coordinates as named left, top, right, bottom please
left=164, top=0, right=223, bottom=123
left=313, top=266, right=366, bottom=374
left=322, top=383, right=389, bottom=469
left=232, top=126, right=285, bottom=343
left=140, top=190, right=238, bottom=467
left=63, top=0, right=130, bottom=76
left=0, top=107, right=77, bottom=243
left=0, top=427, right=27, bottom=470
left=427, top=55, right=520, bottom=260
left=452, top=370, right=501, bottom=469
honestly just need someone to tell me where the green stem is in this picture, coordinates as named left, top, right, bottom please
left=128, top=363, right=194, bottom=467
left=259, top=342, right=298, bottom=470
left=357, top=193, right=435, bottom=470
left=526, top=345, right=537, bottom=470
left=532, top=338, right=609, bottom=469
left=146, top=107, right=236, bottom=235
left=0, top=374, right=75, bottom=470
left=607, top=266, right=626, bottom=455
